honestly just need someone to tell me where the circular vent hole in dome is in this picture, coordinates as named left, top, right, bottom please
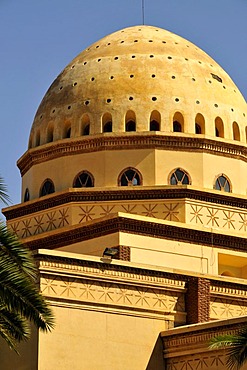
left=243, top=113, right=246, bottom=117
left=185, top=58, right=188, bottom=61
left=192, top=78, right=196, bottom=81
left=40, top=115, right=43, bottom=119
left=175, top=98, right=179, bottom=102
left=214, top=104, right=218, bottom=108
left=134, top=40, right=138, bottom=42
left=120, top=40, right=124, bottom=43
left=52, top=109, right=55, bottom=113
left=172, top=76, right=176, bottom=79
left=98, top=59, right=101, bottom=62
left=96, top=45, right=99, bottom=48
left=168, top=56, right=172, bottom=59
left=130, top=74, right=134, bottom=78
left=59, top=86, right=63, bottom=90
left=132, top=55, right=136, bottom=58
left=71, top=65, right=75, bottom=69
left=198, top=61, right=202, bottom=64
left=196, top=100, right=200, bottom=104
left=83, top=62, right=87, bottom=65
left=129, top=97, right=133, bottom=101
left=114, top=57, right=119, bottom=60
left=73, top=82, right=77, bottom=86
left=162, top=41, right=166, bottom=43
left=151, top=74, right=156, bottom=78
left=85, top=101, right=90, bottom=106
left=68, top=106, right=71, bottom=110
left=223, top=86, right=226, bottom=89
left=107, top=43, right=111, bottom=45
left=110, top=76, right=114, bottom=79
left=91, top=77, right=95, bottom=81
left=231, top=108, right=234, bottom=112
left=149, top=40, right=153, bottom=42
left=152, top=97, right=157, bottom=101
left=150, top=55, right=154, bottom=58
left=107, top=99, right=111, bottom=103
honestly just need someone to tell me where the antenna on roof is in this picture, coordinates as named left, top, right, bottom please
left=142, top=0, right=145, bottom=25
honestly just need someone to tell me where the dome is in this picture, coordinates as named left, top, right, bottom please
left=29, top=25, right=247, bottom=148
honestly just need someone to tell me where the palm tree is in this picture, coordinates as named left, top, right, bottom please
left=210, top=328, right=247, bottom=370
left=0, top=176, right=54, bottom=352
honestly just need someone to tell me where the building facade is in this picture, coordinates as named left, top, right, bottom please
left=1, top=25, right=247, bottom=369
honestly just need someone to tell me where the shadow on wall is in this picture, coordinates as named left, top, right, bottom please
left=146, top=335, right=165, bottom=370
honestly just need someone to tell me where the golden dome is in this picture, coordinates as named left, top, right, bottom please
left=29, top=25, right=247, bottom=147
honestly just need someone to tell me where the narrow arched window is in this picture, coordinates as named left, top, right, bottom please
left=126, top=120, right=136, bottom=132
left=195, top=114, right=205, bottom=134
left=118, top=168, right=142, bottom=186
left=24, top=188, right=30, bottom=202
left=125, top=110, right=136, bottom=132
left=103, top=121, right=112, bottom=132
left=83, top=124, right=90, bottom=135
left=73, top=171, right=94, bottom=187
left=214, top=174, right=231, bottom=192
left=169, top=168, right=191, bottom=185
left=232, top=122, right=240, bottom=141
left=215, top=117, right=224, bottom=138
left=47, top=125, right=54, bottom=143
left=66, top=127, right=71, bottom=138
left=173, top=121, right=181, bottom=132
left=102, top=113, right=113, bottom=132
left=35, top=131, right=40, bottom=147
left=150, top=110, right=161, bottom=131
left=40, top=179, right=55, bottom=197
left=81, top=114, right=90, bottom=136
left=195, top=123, right=201, bottom=134
left=150, top=120, right=160, bottom=131
left=173, top=112, right=184, bottom=133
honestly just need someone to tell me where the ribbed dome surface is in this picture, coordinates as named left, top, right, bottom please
left=29, top=25, right=247, bottom=147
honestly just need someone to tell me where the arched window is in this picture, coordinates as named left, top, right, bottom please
left=125, top=110, right=136, bottom=132
left=214, top=174, right=231, bottom=192
left=173, top=121, right=182, bottom=132
left=150, top=110, right=161, bottom=131
left=232, top=121, right=240, bottom=141
left=195, top=113, right=205, bottom=134
left=118, top=168, right=142, bottom=186
left=215, top=117, right=224, bottom=138
left=83, top=124, right=90, bottom=135
left=102, top=113, right=113, bottom=132
left=103, top=121, right=113, bottom=132
left=35, top=131, right=40, bottom=147
left=169, top=168, right=191, bottom=185
left=73, top=171, right=94, bottom=188
left=173, top=112, right=184, bottom=133
left=81, top=114, right=90, bottom=136
left=40, top=179, right=55, bottom=197
left=65, top=127, right=71, bottom=139
left=24, top=188, right=30, bottom=202
left=47, top=125, right=54, bottom=143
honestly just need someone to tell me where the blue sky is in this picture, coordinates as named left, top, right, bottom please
left=0, top=0, right=246, bottom=206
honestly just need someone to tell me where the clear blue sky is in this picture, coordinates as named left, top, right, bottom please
left=0, top=0, right=246, bottom=206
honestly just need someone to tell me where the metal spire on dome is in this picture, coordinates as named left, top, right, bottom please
left=142, top=0, right=145, bottom=25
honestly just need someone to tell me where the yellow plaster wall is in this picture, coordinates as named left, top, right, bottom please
left=37, top=306, right=167, bottom=370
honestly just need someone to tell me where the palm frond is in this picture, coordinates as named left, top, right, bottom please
left=0, top=177, right=11, bottom=206
left=226, top=328, right=247, bottom=370
left=209, top=334, right=237, bottom=349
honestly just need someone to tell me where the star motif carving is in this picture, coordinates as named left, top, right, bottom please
left=60, top=278, right=77, bottom=298
left=163, top=203, right=179, bottom=221
left=41, top=278, right=58, bottom=295
left=206, top=208, right=219, bottom=227
left=142, top=203, right=158, bottom=217
left=58, top=208, right=69, bottom=227
left=46, top=211, right=57, bottom=231
left=34, top=215, right=44, bottom=234
left=99, top=205, right=115, bottom=217
left=223, top=210, right=236, bottom=229
left=21, top=219, right=32, bottom=238
left=190, top=204, right=203, bottom=224
left=121, top=204, right=137, bottom=214
left=78, top=205, right=95, bottom=222
left=239, top=213, right=247, bottom=231
left=10, top=222, right=20, bottom=236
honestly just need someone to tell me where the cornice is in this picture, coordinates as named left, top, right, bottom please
left=24, top=214, right=247, bottom=253
left=4, top=186, right=247, bottom=220
left=18, top=134, right=247, bottom=175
